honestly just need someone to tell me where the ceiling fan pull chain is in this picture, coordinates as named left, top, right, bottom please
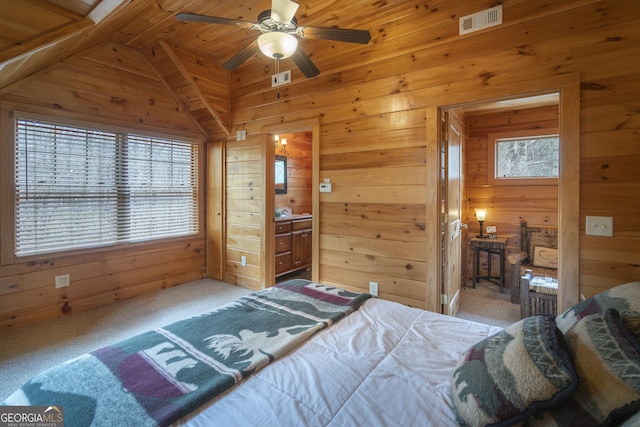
left=276, top=58, right=281, bottom=99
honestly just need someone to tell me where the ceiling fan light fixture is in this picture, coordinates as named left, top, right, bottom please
left=258, top=32, right=298, bottom=59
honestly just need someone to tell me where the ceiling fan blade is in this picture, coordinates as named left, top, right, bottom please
left=297, top=26, right=371, bottom=44
left=176, top=12, right=255, bottom=29
left=222, top=40, right=260, bottom=70
left=291, top=49, right=320, bottom=78
left=271, top=0, right=299, bottom=25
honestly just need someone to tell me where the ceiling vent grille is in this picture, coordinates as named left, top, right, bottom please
left=459, top=5, right=503, bottom=35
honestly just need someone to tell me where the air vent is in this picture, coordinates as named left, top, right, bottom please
left=459, top=5, right=502, bottom=35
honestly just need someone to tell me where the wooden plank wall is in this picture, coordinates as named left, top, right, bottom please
left=217, top=0, right=640, bottom=307
left=225, top=138, right=263, bottom=289
left=0, top=43, right=206, bottom=329
left=1, top=0, right=639, bottom=327
left=465, top=105, right=559, bottom=282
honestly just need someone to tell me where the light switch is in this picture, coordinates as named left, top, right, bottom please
left=586, top=216, right=613, bottom=237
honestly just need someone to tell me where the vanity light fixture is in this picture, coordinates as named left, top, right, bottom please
left=274, top=134, right=288, bottom=154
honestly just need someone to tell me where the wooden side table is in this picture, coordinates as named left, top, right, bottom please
left=470, top=236, right=508, bottom=293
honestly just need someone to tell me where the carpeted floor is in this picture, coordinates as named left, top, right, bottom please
left=457, top=280, right=521, bottom=328
left=0, top=276, right=518, bottom=401
left=0, top=278, right=253, bottom=401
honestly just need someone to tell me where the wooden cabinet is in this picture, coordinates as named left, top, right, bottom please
left=275, top=215, right=312, bottom=277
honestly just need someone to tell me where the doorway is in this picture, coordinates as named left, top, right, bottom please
left=426, top=73, right=580, bottom=319
left=273, top=131, right=313, bottom=284
left=261, top=118, right=320, bottom=288
left=456, top=94, right=560, bottom=325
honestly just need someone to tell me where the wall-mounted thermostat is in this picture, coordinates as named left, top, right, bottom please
left=319, top=183, right=332, bottom=193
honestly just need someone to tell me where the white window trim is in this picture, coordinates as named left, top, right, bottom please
left=487, top=128, right=559, bottom=186
left=1, top=109, right=204, bottom=265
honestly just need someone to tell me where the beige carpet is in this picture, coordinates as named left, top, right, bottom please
left=0, top=279, right=253, bottom=401
left=457, top=280, right=521, bottom=328
left=0, top=276, right=518, bottom=401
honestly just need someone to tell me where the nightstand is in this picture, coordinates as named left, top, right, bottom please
left=470, top=236, right=508, bottom=293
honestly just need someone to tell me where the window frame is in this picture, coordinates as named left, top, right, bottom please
left=487, top=128, right=559, bottom=186
left=1, top=109, right=204, bottom=266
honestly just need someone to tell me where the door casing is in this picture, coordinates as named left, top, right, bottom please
left=261, top=118, right=320, bottom=288
left=426, top=73, right=580, bottom=314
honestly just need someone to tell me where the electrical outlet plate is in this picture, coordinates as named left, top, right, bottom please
left=369, top=281, right=379, bottom=297
left=241, top=255, right=247, bottom=266
left=55, top=274, right=70, bottom=288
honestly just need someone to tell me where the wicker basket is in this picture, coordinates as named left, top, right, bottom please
left=520, top=269, right=558, bottom=318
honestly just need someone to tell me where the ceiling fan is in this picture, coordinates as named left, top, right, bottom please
left=176, top=0, right=371, bottom=78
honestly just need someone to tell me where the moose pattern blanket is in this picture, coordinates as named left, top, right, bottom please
left=2, top=280, right=371, bottom=426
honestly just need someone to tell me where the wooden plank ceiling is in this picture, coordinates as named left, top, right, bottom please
left=1, top=0, right=560, bottom=135
left=0, top=0, right=401, bottom=136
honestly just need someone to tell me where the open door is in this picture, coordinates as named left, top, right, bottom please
left=426, top=74, right=580, bottom=315
left=442, top=110, right=464, bottom=316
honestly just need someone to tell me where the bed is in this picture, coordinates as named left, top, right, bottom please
left=3, top=279, right=640, bottom=426
left=177, top=292, right=502, bottom=427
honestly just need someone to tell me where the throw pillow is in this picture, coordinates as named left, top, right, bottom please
left=556, top=282, right=640, bottom=334
left=532, top=246, right=558, bottom=269
left=451, top=315, right=576, bottom=427
left=525, top=309, right=640, bottom=426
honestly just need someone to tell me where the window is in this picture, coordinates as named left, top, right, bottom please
left=14, top=115, right=199, bottom=257
left=488, top=129, right=558, bottom=185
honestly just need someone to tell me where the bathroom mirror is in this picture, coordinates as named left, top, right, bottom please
left=275, top=155, right=287, bottom=194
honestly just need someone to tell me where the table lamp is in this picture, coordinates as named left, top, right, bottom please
left=475, top=208, right=487, bottom=238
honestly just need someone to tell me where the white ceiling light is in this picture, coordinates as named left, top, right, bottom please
left=258, top=32, right=298, bottom=59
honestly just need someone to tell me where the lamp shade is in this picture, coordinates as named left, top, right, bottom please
left=475, top=208, right=487, bottom=222
left=258, top=32, right=298, bottom=59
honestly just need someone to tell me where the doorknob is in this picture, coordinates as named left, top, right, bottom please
left=459, top=223, right=468, bottom=230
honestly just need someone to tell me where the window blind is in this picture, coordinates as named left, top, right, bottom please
left=15, top=117, right=199, bottom=257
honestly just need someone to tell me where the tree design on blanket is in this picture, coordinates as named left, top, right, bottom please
left=204, top=326, right=304, bottom=370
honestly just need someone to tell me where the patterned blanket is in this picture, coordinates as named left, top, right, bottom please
left=2, top=280, right=371, bottom=426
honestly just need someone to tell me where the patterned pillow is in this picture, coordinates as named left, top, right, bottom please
left=556, top=282, right=640, bottom=334
left=525, top=309, right=640, bottom=426
left=451, top=315, right=576, bottom=427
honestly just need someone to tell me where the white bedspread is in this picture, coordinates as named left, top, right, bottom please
left=179, top=298, right=502, bottom=427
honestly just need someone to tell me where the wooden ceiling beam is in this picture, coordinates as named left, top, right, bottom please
left=159, top=40, right=230, bottom=135
left=141, top=48, right=209, bottom=138
left=0, top=19, right=92, bottom=68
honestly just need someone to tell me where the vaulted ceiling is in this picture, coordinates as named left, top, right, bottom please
left=1, top=0, right=394, bottom=135
left=2, top=0, right=561, bottom=136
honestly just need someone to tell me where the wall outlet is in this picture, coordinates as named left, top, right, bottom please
left=369, top=281, right=379, bottom=297
left=241, top=255, right=247, bottom=266
left=55, top=274, right=70, bottom=288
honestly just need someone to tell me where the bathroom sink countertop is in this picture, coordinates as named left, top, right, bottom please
left=275, top=213, right=312, bottom=221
